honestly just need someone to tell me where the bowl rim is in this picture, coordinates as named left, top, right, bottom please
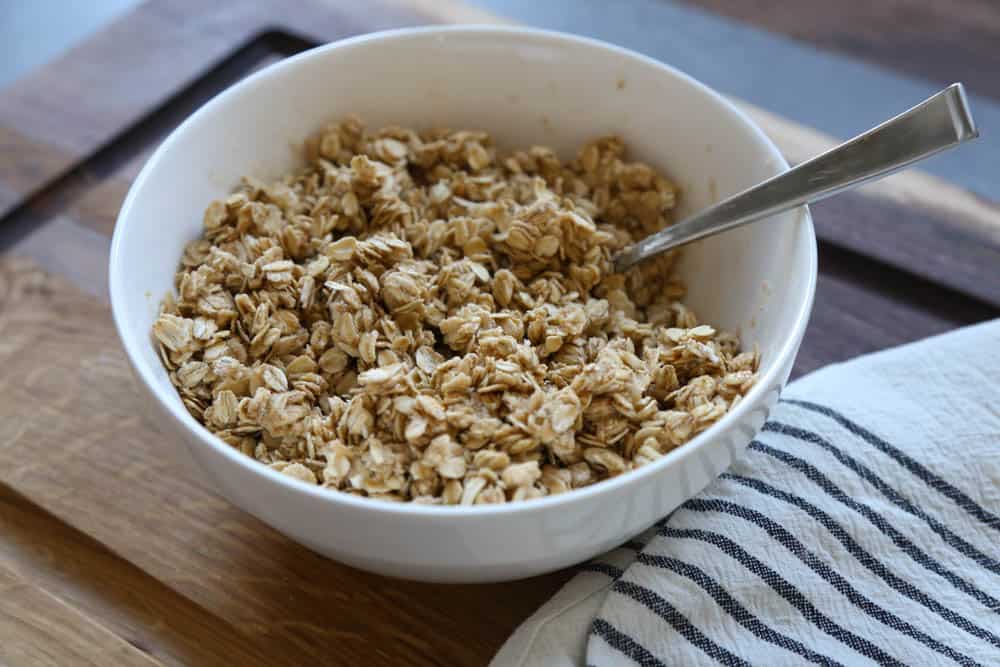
left=110, top=24, right=817, bottom=519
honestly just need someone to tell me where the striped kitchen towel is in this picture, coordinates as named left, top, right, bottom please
left=493, top=319, right=1000, bottom=666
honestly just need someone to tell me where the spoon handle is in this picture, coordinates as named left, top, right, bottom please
left=614, top=83, right=979, bottom=272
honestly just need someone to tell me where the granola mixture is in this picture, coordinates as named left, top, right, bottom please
left=153, top=117, right=758, bottom=504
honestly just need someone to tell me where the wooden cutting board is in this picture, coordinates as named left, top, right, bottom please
left=0, top=1, right=997, bottom=665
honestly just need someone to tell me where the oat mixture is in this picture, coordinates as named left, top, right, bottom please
left=153, top=117, right=758, bottom=504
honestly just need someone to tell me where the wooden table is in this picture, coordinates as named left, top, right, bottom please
left=0, top=1, right=997, bottom=665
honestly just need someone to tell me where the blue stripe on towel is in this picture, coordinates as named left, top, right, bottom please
left=591, top=617, right=667, bottom=667
left=721, top=472, right=1000, bottom=644
left=750, top=439, right=1000, bottom=617
left=782, top=400, right=1000, bottom=533
left=660, top=525, right=908, bottom=666
left=636, top=552, right=846, bottom=667
left=682, top=498, right=981, bottom=666
left=763, top=420, right=1000, bottom=575
left=611, top=581, right=753, bottom=667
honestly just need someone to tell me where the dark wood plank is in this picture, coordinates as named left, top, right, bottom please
left=810, top=193, right=1000, bottom=311
left=794, top=242, right=993, bottom=377
left=679, top=0, right=1000, bottom=102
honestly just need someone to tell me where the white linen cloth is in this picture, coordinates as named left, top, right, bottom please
left=492, top=320, right=1000, bottom=666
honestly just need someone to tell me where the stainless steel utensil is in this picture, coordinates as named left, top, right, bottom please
left=613, top=83, right=979, bottom=272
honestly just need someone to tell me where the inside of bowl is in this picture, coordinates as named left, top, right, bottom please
left=114, top=28, right=813, bottom=407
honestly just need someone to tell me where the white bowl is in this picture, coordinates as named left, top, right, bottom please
left=110, top=26, right=815, bottom=582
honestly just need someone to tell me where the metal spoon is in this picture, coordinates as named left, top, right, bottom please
left=613, top=83, right=979, bottom=272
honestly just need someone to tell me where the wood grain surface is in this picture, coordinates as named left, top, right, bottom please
left=0, top=563, right=163, bottom=667
left=0, top=484, right=271, bottom=667
left=0, top=0, right=997, bottom=665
